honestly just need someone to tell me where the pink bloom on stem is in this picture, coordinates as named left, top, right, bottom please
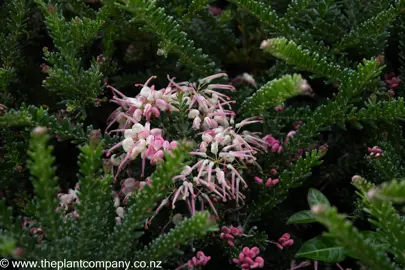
left=384, top=72, right=401, bottom=89
left=233, top=246, right=264, bottom=269
left=368, top=146, right=383, bottom=158
left=263, top=135, right=283, bottom=153
left=220, top=226, right=244, bottom=246
left=265, top=178, right=279, bottom=187
left=284, top=130, right=296, bottom=145
left=276, top=233, right=294, bottom=249
left=176, top=251, right=211, bottom=270
left=254, top=176, right=263, bottom=184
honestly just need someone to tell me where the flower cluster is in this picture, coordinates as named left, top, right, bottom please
left=232, top=246, right=264, bottom=269
left=23, top=218, right=44, bottom=244
left=368, top=146, right=383, bottom=158
left=276, top=233, right=294, bottom=250
left=384, top=72, right=401, bottom=89
left=176, top=251, right=211, bottom=270
left=220, top=225, right=244, bottom=246
left=105, top=76, right=180, bottom=180
left=263, top=135, right=283, bottom=153
left=56, top=184, right=80, bottom=219
left=105, top=73, right=268, bottom=220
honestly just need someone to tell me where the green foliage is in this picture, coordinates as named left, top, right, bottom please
left=117, top=0, right=218, bottom=77
left=261, top=38, right=345, bottom=81
left=2, top=0, right=405, bottom=268
left=0, top=130, right=216, bottom=264
left=182, top=0, right=215, bottom=23
left=0, top=0, right=30, bottom=104
left=0, top=105, right=119, bottom=146
left=286, top=210, right=315, bottom=224
left=311, top=204, right=396, bottom=270
left=287, top=188, right=330, bottom=225
left=235, top=0, right=332, bottom=58
left=240, top=74, right=305, bottom=115
left=138, top=212, right=217, bottom=261
left=331, top=5, right=397, bottom=53
left=371, top=179, right=405, bottom=203
left=250, top=149, right=325, bottom=218
left=34, top=0, right=104, bottom=117
left=292, top=176, right=405, bottom=268
left=295, top=236, right=345, bottom=263
left=307, top=188, right=331, bottom=208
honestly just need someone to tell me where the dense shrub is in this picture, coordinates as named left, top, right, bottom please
left=2, top=0, right=405, bottom=269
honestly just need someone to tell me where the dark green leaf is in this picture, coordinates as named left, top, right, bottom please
left=287, top=210, right=316, bottom=224
left=307, top=188, right=331, bottom=207
left=296, top=236, right=346, bottom=263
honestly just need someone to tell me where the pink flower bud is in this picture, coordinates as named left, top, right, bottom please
left=251, top=247, right=260, bottom=255
left=163, top=140, right=170, bottom=151
left=231, top=226, right=243, bottom=236
left=13, top=247, right=24, bottom=257
left=282, top=239, right=294, bottom=247
left=170, top=141, right=177, bottom=149
left=254, top=176, right=263, bottom=184
left=244, top=257, right=254, bottom=264
left=255, top=256, right=264, bottom=267
left=224, top=233, right=234, bottom=239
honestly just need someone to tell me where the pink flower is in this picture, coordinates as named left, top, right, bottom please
left=176, top=251, right=211, bottom=270
left=276, top=233, right=294, bottom=249
left=233, top=246, right=264, bottom=269
left=284, top=130, right=296, bottom=145
left=368, top=146, right=383, bottom=158
left=384, top=72, right=401, bottom=89
left=220, top=226, right=243, bottom=246
left=265, top=178, right=279, bottom=187
left=254, top=176, right=263, bottom=184
left=208, top=6, right=223, bottom=16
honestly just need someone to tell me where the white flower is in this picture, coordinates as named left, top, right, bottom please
left=127, top=98, right=142, bottom=108
left=122, top=138, right=134, bottom=152
left=181, top=166, right=192, bottom=176
left=202, top=134, right=213, bottom=143
left=221, top=135, right=232, bottom=146
left=114, top=195, right=120, bottom=208
left=132, top=123, right=144, bottom=134
left=60, top=194, right=74, bottom=205
left=135, top=139, right=147, bottom=152
left=211, top=141, right=219, bottom=155
left=116, top=207, right=125, bottom=218
left=188, top=109, right=200, bottom=119
left=124, top=129, right=136, bottom=139
left=110, top=154, right=122, bottom=166
left=140, top=86, right=151, bottom=97
left=154, top=90, right=163, bottom=100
